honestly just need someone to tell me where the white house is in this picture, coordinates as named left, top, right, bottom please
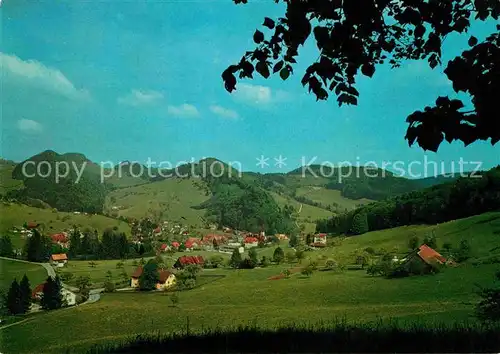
left=50, top=253, right=68, bottom=267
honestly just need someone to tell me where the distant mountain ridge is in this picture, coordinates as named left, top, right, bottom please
left=1, top=151, right=473, bottom=226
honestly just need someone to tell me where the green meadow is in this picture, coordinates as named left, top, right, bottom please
left=0, top=258, right=47, bottom=291
left=2, top=212, right=500, bottom=353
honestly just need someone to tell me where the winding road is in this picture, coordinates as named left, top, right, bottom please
left=0, top=256, right=103, bottom=305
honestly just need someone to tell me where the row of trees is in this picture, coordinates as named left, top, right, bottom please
left=316, top=167, right=500, bottom=235
left=228, top=246, right=306, bottom=269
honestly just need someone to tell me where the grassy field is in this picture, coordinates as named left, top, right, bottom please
left=0, top=159, right=23, bottom=196
left=0, top=258, right=48, bottom=291
left=295, top=186, right=372, bottom=210
left=60, top=251, right=230, bottom=289
left=3, top=262, right=499, bottom=354
left=270, top=191, right=332, bottom=233
left=104, top=178, right=209, bottom=227
left=3, top=212, right=500, bottom=353
left=325, top=211, right=500, bottom=264
left=0, top=202, right=131, bottom=249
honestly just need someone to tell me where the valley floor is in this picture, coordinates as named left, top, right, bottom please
left=2, top=263, right=498, bottom=354
left=2, top=211, right=500, bottom=354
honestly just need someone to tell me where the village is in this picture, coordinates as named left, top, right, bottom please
left=4, top=214, right=455, bottom=318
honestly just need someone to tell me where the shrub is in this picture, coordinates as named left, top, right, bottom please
left=239, top=258, right=256, bottom=269
left=59, top=272, right=74, bottom=282
left=364, top=247, right=375, bottom=255
left=104, top=280, right=115, bottom=293
left=301, top=266, right=314, bottom=277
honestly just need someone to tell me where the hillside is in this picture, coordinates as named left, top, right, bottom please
left=0, top=202, right=131, bottom=248
left=317, top=166, right=500, bottom=236
left=104, top=178, right=210, bottom=227
left=3, top=151, right=472, bottom=232
left=0, top=159, right=23, bottom=195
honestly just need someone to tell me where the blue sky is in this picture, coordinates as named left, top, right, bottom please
left=1, top=0, right=498, bottom=176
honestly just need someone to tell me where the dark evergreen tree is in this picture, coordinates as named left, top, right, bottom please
left=289, top=234, right=299, bottom=248
left=139, top=260, right=159, bottom=291
left=6, top=279, right=22, bottom=315
left=248, top=248, right=258, bottom=264
left=229, top=248, right=242, bottom=269
left=69, top=226, right=81, bottom=256
left=24, top=229, right=51, bottom=262
left=19, top=274, right=31, bottom=314
left=273, top=247, right=285, bottom=264
left=41, top=276, right=63, bottom=310
left=350, top=212, right=369, bottom=235
left=0, top=235, right=14, bottom=257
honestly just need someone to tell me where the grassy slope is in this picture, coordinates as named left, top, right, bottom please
left=327, top=211, right=500, bottom=264
left=269, top=192, right=333, bottom=233
left=0, top=160, right=23, bottom=195
left=295, top=186, right=373, bottom=210
left=4, top=212, right=500, bottom=353
left=4, top=263, right=498, bottom=354
left=0, top=202, right=131, bottom=248
left=104, top=178, right=209, bottom=226
left=0, top=259, right=48, bottom=291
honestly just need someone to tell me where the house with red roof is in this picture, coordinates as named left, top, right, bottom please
left=244, top=237, right=259, bottom=249
left=401, top=244, right=447, bottom=273
left=50, top=253, right=68, bottom=267
left=171, top=241, right=180, bottom=249
left=313, top=233, right=327, bottom=244
left=51, top=233, right=69, bottom=248
left=174, top=255, right=204, bottom=269
left=130, top=266, right=177, bottom=290
left=184, top=237, right=201, bottom=250
left=159, top=243, right=171, bottom=252
left=25, top=222, right=40, bottom=230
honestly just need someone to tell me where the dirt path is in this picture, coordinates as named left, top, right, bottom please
left=0, top=317, right=34, bottom=330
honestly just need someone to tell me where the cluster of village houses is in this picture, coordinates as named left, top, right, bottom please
left=12, top=219, right=451, bottom=309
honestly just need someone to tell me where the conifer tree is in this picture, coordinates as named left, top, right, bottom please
left=6, top=279, right=22, bottom=315
left=19, top=274, right=32, bottom=314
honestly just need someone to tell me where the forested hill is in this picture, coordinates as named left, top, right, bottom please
left=284, top=165, right=460, bottom=200
left=316, top=166, right=500, bottom=235
left=3, top=151, right=470, bottom=222
left=8, top=150, right=109, bottom=213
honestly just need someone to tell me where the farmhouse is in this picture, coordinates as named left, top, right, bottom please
left=173, top=255, right=204, bottom=269
left=159, top=243, right=171, bottom=252
left=32, top=282, right=76, bottom=306
left=51, top=233, right=69, bottom=248
left=310, top=233, right=327, bottom=248
left=244, top=237, right=259, bottom=249
left=401, top=244, right=447, bottom=272
left=219, top=243, right=244, bottom=254
left=130, top=266, right=177, bottom=290
left=184, top=237, right=202, bottom=250
left=275, top=233, right=289, bottom=241
left=50, top=253, right=68, bottom=267
left=25, top=222, right=40, bottom=230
